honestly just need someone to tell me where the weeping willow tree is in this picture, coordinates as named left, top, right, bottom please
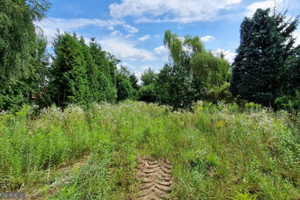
left=163, top=30, right=230, bottom=88
left=154, top=30, right=231, bottom=109
left=0, top=0, right=51, bottom=110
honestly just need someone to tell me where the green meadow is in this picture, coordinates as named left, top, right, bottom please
left=1, top=101, right=299, bottom=199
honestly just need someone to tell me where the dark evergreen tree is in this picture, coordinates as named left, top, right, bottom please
left=89, top=38, right=117, bottom=102
left=275, top=48, right=300, bottom=111
left=116, top=66, right=134, bottom=101
left=231, top=8, right=299, bottom=107
left=49, top=33, right=89, bottom=108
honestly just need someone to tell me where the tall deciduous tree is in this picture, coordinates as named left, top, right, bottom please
left=0, top=0, right=50, bottom=78
left=230, top=8, right=299, bottom=107
left=155, top=30, right=230, bottom=110
left=163, top=30, right=230, bottom=88
left=0, top=0, right=50, bottom=110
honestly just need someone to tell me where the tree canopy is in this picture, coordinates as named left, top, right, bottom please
left=230, top=8, right=299, bottom=107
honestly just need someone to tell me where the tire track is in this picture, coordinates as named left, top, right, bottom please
left=136, top=158, right=173, bottom=200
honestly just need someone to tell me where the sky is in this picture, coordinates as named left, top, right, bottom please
left=39, top=0, right=300, bottom=79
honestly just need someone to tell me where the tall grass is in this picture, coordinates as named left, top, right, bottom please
left=0, top=101, right=299, bottom=199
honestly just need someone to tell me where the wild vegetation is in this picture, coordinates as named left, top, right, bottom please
left=0, top=101, right=299, bottom=199
left=0, top=0, right=300, bottom=199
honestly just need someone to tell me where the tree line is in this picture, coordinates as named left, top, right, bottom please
left=137, top=9, right=299, bottom=111
left=0, top=0, right=299, bottom=112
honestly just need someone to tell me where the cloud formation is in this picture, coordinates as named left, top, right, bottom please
left=38, top=17, right=124, bottom=40
left=99, top=37, right=154, bottom=61
left=294, top=30, right=300, bottom=46
left=123, top=24, right=139, bottom=33
left=138, top=35, right=151, bottom=41
left=109, top=0, right=241, bottom=23
left=201, top=35, right=215, bottom=42
left=246, top=0, right=286, bottom=17
left=214, top=48, right=237, bottom=64
left=154, top=45, right=169, bottom=62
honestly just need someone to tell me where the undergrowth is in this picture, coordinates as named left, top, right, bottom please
left=0, top=101, right=299, bottom=199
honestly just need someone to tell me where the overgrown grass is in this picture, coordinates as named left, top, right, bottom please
left=0, top=101, right=299, bottom=199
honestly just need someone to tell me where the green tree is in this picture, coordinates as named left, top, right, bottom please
left=163, top=30, right=230, bottom=88
left=155, top=64, right=195, bottom=110
left=89, top=38, right=118, bottom=102
left=230, top=8, right=299, bottom=107
left=49, top=33, right=89, bottom=108
left=155, top=30, right=230, bottom=110
left=129, top=73, right=140, bottom=91
left=275, top=48, right=300, bottom=111
left=116, top=66, right=134, bottom=101
left=138, top=84, right=157, bottom=103
left=141, top=68, right=157, bottom=86
left=0, top=0, right=50, bottom=78
left=0, top=0, right=50, bottom=110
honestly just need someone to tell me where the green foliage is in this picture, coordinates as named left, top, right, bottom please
left=205, top=82, right=234, bottom=104
left=2, top=101, right=299, bottom=199
left=157, top=30, right=231, bottom=110
left=141, top=68, right=157, bottom=86
left=116, top=66, right=135, bottom=101
left=0, top=0, right=50, bottom=110
left=164, top=30, right=231, bottom=88
left=137, top=84, right=157, bottom=103
left=49, top=33, right=118, bottom=108
left=156, top=64, right=195, bottom=110
left=231, top=9, right=299, bottom=107
left=245, top=102, right=262, bottom=112
left=0, top=0, right=50, bottom=78
left=231, top=191, right=257, bottom=200
left=89, top=37, right=118, bottom=102
left=129, top=73, right=140, bottom=91
left=49, top=33, right=89, bottom=108
left=117, top=79, right=133, bottom=101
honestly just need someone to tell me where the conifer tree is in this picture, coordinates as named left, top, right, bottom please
left=231, top=8, right=299, bottom=106
left=50, top=33, right=89, bottom=108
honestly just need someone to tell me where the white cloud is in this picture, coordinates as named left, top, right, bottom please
left=107, top=25, right=114, bottom=31
left=109, top=0, right=241, bottom=23
left=154, top=45, right=169, bottom=62
left=123, top=24, right=139, bottom=33
left=294, top=29, right=300, bottom=46
left=138, top=35, right=151, bottom=41
left=111, top=30, right=122, bottom=36
left=99, top=36, right=154, bottom=61
left=38, top=17, right=124, bottom=41
left=201, top=35, right=215, bottom=42
left=246, top=0, right=285, bottom=17
left=214, top=48, right=237, bottom=64
left=125, top=34, right=133, bottom=38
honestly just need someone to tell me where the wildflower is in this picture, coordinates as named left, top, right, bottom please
left=216, top=121, right=224, bottom=127
left=197, top=106, right=204, bottom=111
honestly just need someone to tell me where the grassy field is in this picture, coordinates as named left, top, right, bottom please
left=0, top=101, right=299, bottom=199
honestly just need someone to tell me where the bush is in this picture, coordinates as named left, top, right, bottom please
left=137, top=84, right=157, bottom=103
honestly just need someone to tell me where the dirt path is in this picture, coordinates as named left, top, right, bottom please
left=136, top=157, right=173, bottom=200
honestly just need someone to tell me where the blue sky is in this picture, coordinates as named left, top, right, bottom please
left=39, top=0, right=300, bottom=78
